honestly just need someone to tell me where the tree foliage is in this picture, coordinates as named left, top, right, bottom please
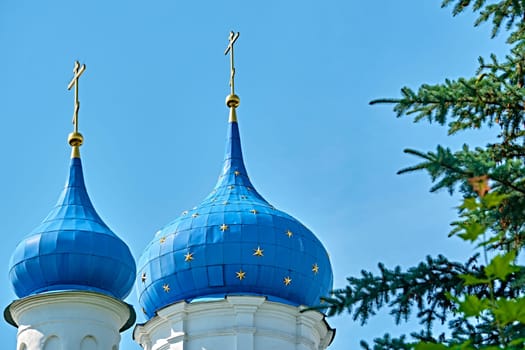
left=322, top=1, right=525, bottom=349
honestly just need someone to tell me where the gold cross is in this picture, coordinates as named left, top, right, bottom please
left=224, top=31, right=240, bottom=95
left=67, top=61, right=86, bottom=134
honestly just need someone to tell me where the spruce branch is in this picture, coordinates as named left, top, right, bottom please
left=322, top=255, right=477, bottom=328
left=339, top=2, right=525, bottom=349
left=398, top=146, right=525, bottom=196
left=441, top=0, right=525, bottom=43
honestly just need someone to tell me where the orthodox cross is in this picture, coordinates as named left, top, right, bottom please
left=224, top=31, right=240, bottom=95
left=67, top=61, right=86, bottom=133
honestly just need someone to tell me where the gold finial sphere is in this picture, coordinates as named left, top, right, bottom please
left=226, top=94, right=240, bottom=108
left=68, top=132, right=84, bottom=147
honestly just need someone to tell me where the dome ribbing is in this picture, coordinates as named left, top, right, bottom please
left=137, top=112, right=333, bottom=318
left=9, top=156, right=136, bottom=299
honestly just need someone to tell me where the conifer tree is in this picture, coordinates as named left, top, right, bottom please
left=322, top=1, right=525, bottom=349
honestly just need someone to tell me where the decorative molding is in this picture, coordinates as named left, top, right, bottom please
left=6, top=291, right=132, bottom=350
left=134, top=296, right=334, bottom=350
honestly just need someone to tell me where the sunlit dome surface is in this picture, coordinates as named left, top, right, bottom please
left=137, top=100, right=333, bottom=318
left=9, top=155, right=136, bottom=300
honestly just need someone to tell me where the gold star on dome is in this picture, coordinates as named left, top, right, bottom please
left=184, top=252, right=194, bottom=262
left=220, top=224, right=229, bottom=232
left=283, top=276, right=292, bottom=286
left=234, top=170, right=240, bottom=176
left=286, top=230, right=293, bottom=238
left=250, top=209, right=258, bottom=214
left=141, top=272, right=147, bottom=283
left=159, top=237, right=166, bottom=244
left=236, top=270, right=246, bottom=280
left=192, top=213, right=199, bottom=218
left=163, top=284, right=170, bottom=292
left=253, top=246, right=264, bottom=257
left=312, top=263, right=319, bottom=274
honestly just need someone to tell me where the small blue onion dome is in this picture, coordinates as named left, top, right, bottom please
left=137, top=97, right=333, bottom=318
left=9, top=139, right=136, bottom=300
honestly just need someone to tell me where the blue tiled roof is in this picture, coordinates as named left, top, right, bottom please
left=137, top=117, right=333, bottom=318
left=9, top=157, right=136, bottom=300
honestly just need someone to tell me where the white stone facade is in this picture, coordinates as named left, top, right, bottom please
left=6, top=291, right=134, bottom=350
left=133, top=296, right=334, bottom=350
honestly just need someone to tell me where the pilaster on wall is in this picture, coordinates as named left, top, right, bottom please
left=133, top=296, right=334, bottom=350
left=5, top=291, right=135, bottom=350
left=227, top=296, right=265, bottom=350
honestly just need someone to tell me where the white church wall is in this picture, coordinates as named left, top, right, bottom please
left=7, top=291, right=133, bottom=350
left=134, top=295, right=334, bottom=350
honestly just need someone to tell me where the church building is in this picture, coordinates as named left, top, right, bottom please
left=4, top=32, right=335, bottom=350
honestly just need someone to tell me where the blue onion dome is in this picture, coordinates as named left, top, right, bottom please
left=9, top=130, right=136, bottom=300
left=137, top=92, right=333, bottom=318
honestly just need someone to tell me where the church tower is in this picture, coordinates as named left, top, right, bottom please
left=4, top=62, right=136, bottom=350
left=133, top=32, right=334, bottom=350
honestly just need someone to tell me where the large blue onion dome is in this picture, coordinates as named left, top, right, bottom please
left=137, top=92, right=333, bottom=318
left=9, top=129, right=136, bottom=300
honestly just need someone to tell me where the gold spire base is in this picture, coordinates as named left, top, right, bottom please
left=68, top=132, right=84, bottom=159
left=229, top=107, right=238, bottom=123
left=71, top=146, right=81, bottom=159
left=226, top=94, right=240, bottom=108
left=226, top=94, right=240, bottom=123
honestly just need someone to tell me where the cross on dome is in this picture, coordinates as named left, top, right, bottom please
left=136, top=31, right=333, bottom=319
left=8, top=62, right=136, bottom=303
left=67, top=61, right=87, bottom=158
left=224, top=31, right=240, bottom=95
left=224, top=31, right=241, bottom=121
left=68, top=61, right=86, bottom=134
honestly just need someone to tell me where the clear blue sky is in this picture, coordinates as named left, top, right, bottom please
left=0, top=1, right=508, bottom=349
